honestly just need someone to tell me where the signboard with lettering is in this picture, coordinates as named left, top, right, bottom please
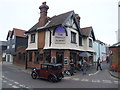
left=54, top=26, right=66, bottom=44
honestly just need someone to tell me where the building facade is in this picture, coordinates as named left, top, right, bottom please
left=25, top=2, right=96, bottom=69
left=109, top=42, right=120, bottom=71
left=93, top=40, right=107, bottom=62
left=6, top=28, right=27, bottom=63
left=0, top=41, right=7, bottom=61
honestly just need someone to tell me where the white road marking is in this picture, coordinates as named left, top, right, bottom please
left=14, top=82, right=19, bottom=84
left=12, top=85, right=19, bottom=88
left=81, top=78, right=89, bottom=82
left=102, top=80, right=112, bottom=83
left=8, top=83, right=13, bottom=86
left=63, top=77, right=71, bottom=80
left=114, top=81, right=118, bottom=84
left=92, top=79, right=100, bottom=83
left=72, top=78, right=80, bottom=81
left=19, top=84, right=24, bottom=87
left=3, top=80, right=7, bottom=83
left=89, top=71, right=100, bottom=76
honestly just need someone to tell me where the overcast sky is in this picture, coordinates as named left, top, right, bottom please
left=0, top=0, right=119, bottom=45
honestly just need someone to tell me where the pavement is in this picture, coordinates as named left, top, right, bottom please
left=109, top=71, right=120, bottom=79
left=2, top=61, right=120, bottom=79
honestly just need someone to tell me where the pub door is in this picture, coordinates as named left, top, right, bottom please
left=56, top=52, right=64, bottom=65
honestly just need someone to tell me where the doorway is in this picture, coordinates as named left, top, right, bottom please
left=56, top=51, right=64, bottom=65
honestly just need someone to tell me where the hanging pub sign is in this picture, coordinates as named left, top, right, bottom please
left=54, top=26, right=66, bottom=44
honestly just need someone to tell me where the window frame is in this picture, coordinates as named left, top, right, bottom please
left=79, top=36, right=82, bottom=46
left=89, top=39, right=93, bottom=47
left=71, top=31, right=76, bottom=44
left=30, top=34, right=35, bottom=43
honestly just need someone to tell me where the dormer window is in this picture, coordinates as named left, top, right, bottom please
left=31, top=34, right=35, bottom=43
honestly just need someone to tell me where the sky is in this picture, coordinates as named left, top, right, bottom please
left=0, top=0, right=119, bottom=45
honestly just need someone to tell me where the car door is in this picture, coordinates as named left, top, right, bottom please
left=40, top=65, right=49, bottom=78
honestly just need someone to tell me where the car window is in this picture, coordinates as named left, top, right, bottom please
left=48, top=66, right=62, bottom=70
left=41, top=65, right=47, bottom=70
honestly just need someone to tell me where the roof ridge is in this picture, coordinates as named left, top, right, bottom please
left=51, top=10, right=74, bottom=18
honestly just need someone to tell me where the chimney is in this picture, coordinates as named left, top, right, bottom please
left=75, top=14, right=81, bottom=26
left=39, top=2, right=49, bottom=27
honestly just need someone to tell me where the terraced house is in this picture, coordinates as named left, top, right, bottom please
left=25, top=2, right=95, bottom=69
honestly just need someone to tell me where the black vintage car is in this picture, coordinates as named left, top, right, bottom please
left=31, top=63, right=64, bottom=82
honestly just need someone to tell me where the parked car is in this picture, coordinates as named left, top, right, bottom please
left=31, top=63, right=64, bottom=82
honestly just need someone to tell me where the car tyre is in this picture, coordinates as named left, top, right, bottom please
left=31, top=72, right=37, bottom=79
left=48, top=75, right=57, bottom=82
left=57, top=73, right=63, bottom=81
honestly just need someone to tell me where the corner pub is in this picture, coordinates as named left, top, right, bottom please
left=25, top=2, right=95, bottom=69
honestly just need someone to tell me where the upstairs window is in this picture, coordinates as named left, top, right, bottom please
left=89, top=39, right=92, bottom=47
left=71, top=32, right=76, bottom=43
left=30, top=34, right=35, bottom=43
left=79, top=36, right=82, bottom=46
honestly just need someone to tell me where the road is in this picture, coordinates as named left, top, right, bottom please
left=2, top=62, right=120, bottom=88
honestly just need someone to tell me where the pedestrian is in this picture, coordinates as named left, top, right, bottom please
left=69, top=59, right=75, bottom=76
left=82, top=58, right=88, bottom=75
left=106, top=56, right=110, bottom=63
left=96, top=57, right=102, bottom=71
left=78, top=60, right=82, bottom=70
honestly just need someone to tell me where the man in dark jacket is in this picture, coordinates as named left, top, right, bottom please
left=69, top=59, right=75, bottom=76
left=97, top=57, right=102, bottom=71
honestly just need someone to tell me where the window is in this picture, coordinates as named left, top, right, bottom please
left=44, top=51, right=51, bottom=63
left=71, top=32, right=76, bottom=43
left=12, top=35, right=14, bottom=39
left=34, top=52, right=42, bottom=64
left=29, top=52, right=32, bottom=62
left=89, top=39, right=92, bottom=47
left=79, top=36, right=82, bottom=46
left=30, top=34, right=35, bottom=43
left=7, top=46, right=10, bottom=49
left=12, top=44, right=15, bottom=48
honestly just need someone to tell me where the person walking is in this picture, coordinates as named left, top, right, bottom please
left=78, top=60, right=82, bottom=71
left=69, top=59, right=75, bottom=76
left=96, top=57, right=102, bottom=71
left=106, top=56, right=110, bottom=63
left=82, top=58, right=88, bottom=75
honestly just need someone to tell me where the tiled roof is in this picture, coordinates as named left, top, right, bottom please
left=13, top=28, right=27, bottom=38
left=81, top=26, right=96, bottom=41
left=45, top=10, right=73, bottom=28
left=81, top=26, right=92, bottom=36
left=26, top=10, right=74, bottom=33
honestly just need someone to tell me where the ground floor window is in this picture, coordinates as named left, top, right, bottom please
left=29, top=52, right=32, bottom=62
left=44, top=51, right=51, bottom=63
left=56, top=52, right=64, bottom=64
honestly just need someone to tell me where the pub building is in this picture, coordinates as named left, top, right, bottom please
left=25, top=2, right=95, bottom=69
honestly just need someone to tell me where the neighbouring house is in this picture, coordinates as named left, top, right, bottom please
left=0, top=41, right=7, bottom=61
left=25, top=2, right=96, bottom=69
left=6, top=28, right=27, bottom=63
left=109, top=42, right=120, bottom=71
left=93, top=40, right=107, bottom=62
left=81, top=26, right=96, bottom=64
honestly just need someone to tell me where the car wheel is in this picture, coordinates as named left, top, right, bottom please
left=48, top=75, right=57, bottom=82
left=57, top=73, right=63, bottom=81
left=31, top=72, right=37, bottom=79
